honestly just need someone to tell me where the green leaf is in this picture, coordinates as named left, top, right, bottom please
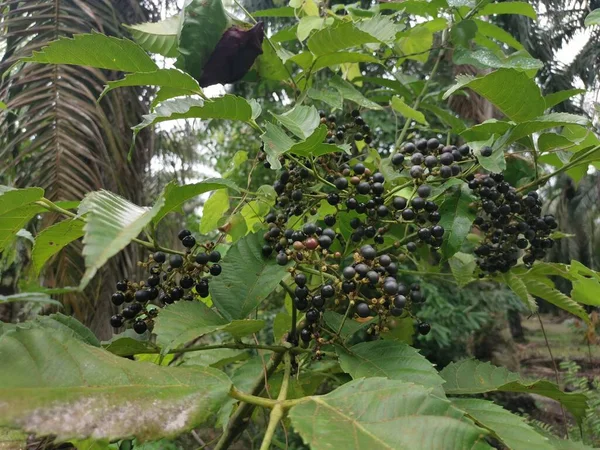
left=330, top=75, right=382, bottom=110
left=453, top=47, right=542, bottom=71
left=451, top=20, right=478, bottom=47
left=503, top=272, right=537, bottom=312
left=307, top=21, right=379, bottom=56
left=176, top=0, right=231, bottom=81
left=572, top=276, right=600, bottom=306
left=124, top=16, right=180, bottom=57
left=448, top=0, right=475, bottom=6
left=297, top=16, right=330, bottom=41
left=0, top=293, right=61, bottom=307
left=460, top=120, right=513, bottom=142
left=100, top=69, right=201, bottom=101
left=154, top=178, right=239, bottom=225
left=182, top=348, right=249, bottom=368
left=154, top=301, right=228, bottom=353
left=289, top=125, right=350, bottom=158
left=438, top=187, right=476, bottom=259
left=584, top=9, right=600, bottom=26
left=32, top=219, right=84, bottom=275
left=210, top=232, right=291, bottom=320
left=476, top=2, right=537, bottom=19
left=453, top=399, right=553, bottom=450
left=0, top=327, right=231, bottom=441
left=307, top=88, right=343, bottom=110
left=523, top=277, right=590, bottom=324
left=273, top=312, right=292, bottom=343
left=24, top=33, right=157, bottom=72
left=391, top=96, right=428, bottom=125
left=440, top=359, right=588, bottom=424
left=449, top=252, right=476, bottom=287
left=78, top=190, right=165, bottom=289
left=254, top=6, right=295, bottom=17
left=356, top=14, right=400, bottom=43
left=312, top=52, right=380, bottom=71
left=272, top=105, right=320, bottom=140
left=470, top=136, right=506, bottom=173
left=134, top=95, right=254, bottom=137
left=261, top=122, right=295, bottom=170
left=0, top=186, right=44, bottom=215
left=0, top=187, right=45, bottom=253
left=544, top=89, right=585, bottom=109
left=200, top=189, right=230, bottom=233
left=504, top=113, right=590, bottom=145
left=222, top=320, right=265, bottom=338
left=289, top=378, right=490, bottom=450
left=102, top=334, right=159, bottom=357
left=444, top=69, right=545, bottom=122
left=336, top=340, right=446, bottom=393
left=396, top=25, right=433, bottom=62
left=34, top=314, right=101, bottom=346
left=257, top=40, right=289, bottom=81
left=473, top=19, right=524, bottom=50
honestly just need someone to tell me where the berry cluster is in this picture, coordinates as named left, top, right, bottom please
left=109, top=229, right=222, bottom=334
left=391, top=139, right=474, bottom=181
left=468, top=173, right=557, bottom=274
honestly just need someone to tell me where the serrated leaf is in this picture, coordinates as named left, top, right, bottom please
left=24, top=33, right=157, bottom=72
left=453, top=399, right=553, bottom=450
left=154, top=301, right=228, bottom=353
left=391, top=96, right=428, bottom=125
left=438, top=187, right=476, bottom=259
left=503, top=272, right=537, bottom=312
left=307, top=88, right=343, bottom=110
left=289, top=378, right=490, bottom=450
left=261, top=122, right=295, bottom=170
left=544, top=89, right=586, bottom=109
left=0, top=327, right=231, bottom=441
left=210, top=232, right=291, bottom=320
left=176, top=0, right=230, bottom=81
left=222, top=320, right=265, bottom=338
left=134, top=95, right=254, bottom=137
left=100, top=69, right=201, bottom=101
left=307, top=21, right=378, bottom=56
left=0, top=204, right=46, bottom=253
left=32, top=219, right=84, bottom=275
left=470, top=136, right=506, bottom=173
left=323, top=311, right=372, bottom=342
left=34, top=314, right=101, bottom=346
left=272, top=105, right=320, bottom=140
left=254, top=6, right=295, bottom=17
left=297, top=16, right=328, bottom=41
left=154, top=178, right=239, bottom=224
left=473, top=19, right=524, bottom=50
left=0, top=293, right=61, bottom=307
left=453, top=47, right=542, bottom=71
left=78, top=190, right=165, bottom=289
left=200, top=189, right=230, bottom=233
left=312, top=52, right=379, bottom=71
left=396, top=25, right=433, bottom=62
left=330, top=75, right=382, bottom=110
left=476, top=2, right=537, bottom=19
left=444, top=69, right=544, bottom=122
left=102, top=331, right=159, bottom=356
left=125, top=16, right=180, bottom=57
left=584, top=9, right=600, bottom=26
left=451, top=20, right=478, bottom=48
left=181, top=348, right=249, bottom=368
left=523, top=277, right=590, bottom=323
left=449, top=252, right=476, bottom=287
left=440, top=359, right=588, bottom=424
left=336, top=340, right=446, bottom=394
left=0, top=186, right=44, bottom=215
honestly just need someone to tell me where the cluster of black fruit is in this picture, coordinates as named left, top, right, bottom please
left=468, top=173, right=557, bottom=274
left=392, top=138, right=474, bottom=180
left=260, top=111, right=441, bottom=346
left=109, top=229, right=222, bottom=334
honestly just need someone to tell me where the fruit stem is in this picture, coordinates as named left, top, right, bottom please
left=516, top=144, right=600, bottom=193
left=297, top=265, right=337, bottom=281
left=394, top=31, right=447, bottom=149
left=259, top=352, right=292, bottom=450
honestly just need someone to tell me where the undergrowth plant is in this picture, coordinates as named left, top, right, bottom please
left=1, top=1, right=600, bottom=449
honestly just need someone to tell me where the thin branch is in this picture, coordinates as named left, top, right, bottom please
left=259, top=352, right=292, bottom=450
left=537, top=313, right=570, bottom=439
left=119, top=341, right=313, bottom=357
